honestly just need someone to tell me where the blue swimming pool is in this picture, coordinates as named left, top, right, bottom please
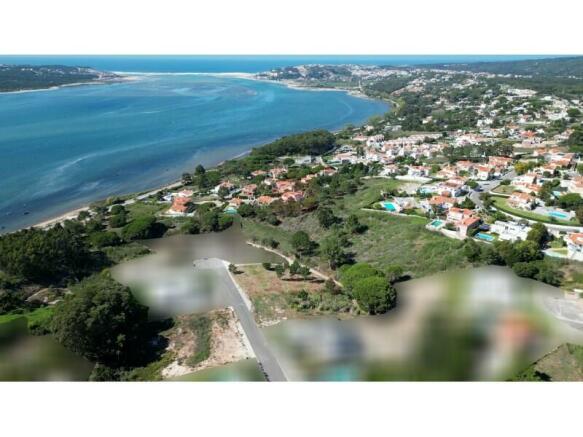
left=548, top=211, right=569, bottom=219
left=429, top=219, right=443, bottom=228
left=476, top=233, right=495, bottom=242
left=382, top=202, right=397, bottom=212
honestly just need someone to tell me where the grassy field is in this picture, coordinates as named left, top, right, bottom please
left=0, top=306, right=53, bottom=328
left=102, top=242, right=151, bottom=264
left=125, top=201, right=169, bottom=220
left=512, top=343, right=583, bottom=381
left=343, top=178, right=405, bottom=211
left=243, top=178, right=469, bottom=279
left=233, top=264, right=327, bottom=324
left=349, top=211, right=468, bottom=277
left=491, top=185, right=514, bottom=195
left=492, top=197, right=579, bottom=225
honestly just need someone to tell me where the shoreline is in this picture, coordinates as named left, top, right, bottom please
left=27, top=150, right=254, bottom=231
left=0, top=75, right=136, bottom=95
left=7, top=74, right=390, bottom=234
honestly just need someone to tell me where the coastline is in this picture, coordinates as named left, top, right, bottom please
left=0, top=75, right=136, bottom=95
left=7, top=73, right=389, bottom=234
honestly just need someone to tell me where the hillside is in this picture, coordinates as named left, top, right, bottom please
left=419, top=56, right=583, bottom=78
left=0, top=64, right=120, bottom=92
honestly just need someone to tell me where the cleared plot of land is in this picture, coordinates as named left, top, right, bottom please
left=350, top=212, right=468, bottom=277
left=513, top=343, right=583, bottom=381
left=232, top=264, right=327, bottom=325
left=492, top=197, right=578, bottom=225
left=161, top=308, right=252, bottom=379
left=243, top=178, right=469, bottom=279
left=129, top=308, right=252, bottom=380
left=125, top=201, right=169, bottom=220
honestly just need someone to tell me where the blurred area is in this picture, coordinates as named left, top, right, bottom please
left=113, top=229, right=282, bottom=319
left=171, top=359, right=266, bottom=381
left=263, top=266, right=583, bottom=381
left=0, top=318, right=93, bottom=381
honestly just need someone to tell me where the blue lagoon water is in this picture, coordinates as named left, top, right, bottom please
left=0, top=73, right=387, bottom=231
left=0, top=54, right=555, bottom=231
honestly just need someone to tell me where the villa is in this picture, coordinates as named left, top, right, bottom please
left=508, top=192, right=535, bottom=210
left=446, top=207, right=481, bottom=239
left=488, top=156, right=513, bottom=169
left=567, top=176, right=583, bottom=195
left=567, top=233, right=583, bottom=261
left=251, top=169, right=267, bottom=177
left=270, top=167, right=288, bottom=179
left=281, top=191, right=304, bottom=203
left=490, top=220, right=531, bottom=242
left=176, top=189, right=194, bottom=198
left=228, top=197, right=244, bottom=208
left=436, top=166, right=457, bottom=179
left=380, top=164, right=399, bottom=176
left=426, top=195, right=457, bottom=211
left=512, top=172, right=538, bottom=188
left=241, top=184, right=258, bottom=198
left=456, top=160, right=475, bottom=174
left=213, top=181, right=236, bottom=195
left=275, top=180, right=296, bottom=193
left=168, top=196, right=192, bottom=215
left=257, top=195, right=276, bottom=206
left=474, top=165, right=495, bottom=181
left=319, top=167, right=337, bottom=177
left=300, top=174, right=317, bottom=184
left=407, top=165, right=431, bottom=178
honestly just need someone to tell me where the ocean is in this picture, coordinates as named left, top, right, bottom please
left=0, top=55, right=552, bottom=232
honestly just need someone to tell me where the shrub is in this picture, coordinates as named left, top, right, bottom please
left=122, top=216, right=166, bottom=241
left=353, top=276, right=396, bottom=314
left=89, top=231, right=122, bottom=248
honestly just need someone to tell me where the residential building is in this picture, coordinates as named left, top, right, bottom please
left=567, top=233, right=583, bottom=261
left=490, top=220, right=531, bottom=241
left=508, top=192, right=535, bottom=210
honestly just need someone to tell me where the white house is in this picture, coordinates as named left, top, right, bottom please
left=567, top=233, right=583, bottom=261
left=490, top=220, right=531, bottom=242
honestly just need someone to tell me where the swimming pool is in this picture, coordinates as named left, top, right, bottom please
left=381, top=202, right=397, bottom=212
left=548, top=211, right=569, bottom=220
left=429, top=219, right=443, bottom=228
left=476, top=233, right=495, bottom=242
left=224, top=206, right=238, bottom=214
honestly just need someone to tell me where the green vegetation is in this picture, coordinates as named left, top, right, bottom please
left=340, top=263, right=397, bottom=314
left=122, top=216, right=167, bottom=240
left=102, top=242, right=151, bottom=264
left=0, top=64, right=117, bottom=92
left=187, top=315, right=213, bottom=367
left=492, top=197, right=578, bottom=225
left=512, top=343, right=583, bottom=381
left=422, top=56, right=583, bottom=77
left=463, top=238, right=563, bottom=286
left=0, top=306, right=54, bottom=330
left=50, top=274, right=149, bottom=367
left=0, top=226, right=96, bottom=284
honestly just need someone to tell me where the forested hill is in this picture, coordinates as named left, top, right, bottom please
left=0, top=65, right=119, bottom=92
left=417, top=56, right=583, bottom=78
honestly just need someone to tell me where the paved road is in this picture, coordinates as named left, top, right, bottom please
left=196, top=258, right=287, bottom=382
left=470, top=169, right=516, bottom=209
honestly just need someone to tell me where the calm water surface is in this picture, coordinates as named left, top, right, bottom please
left=0, top=74, right=387, bottom=232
